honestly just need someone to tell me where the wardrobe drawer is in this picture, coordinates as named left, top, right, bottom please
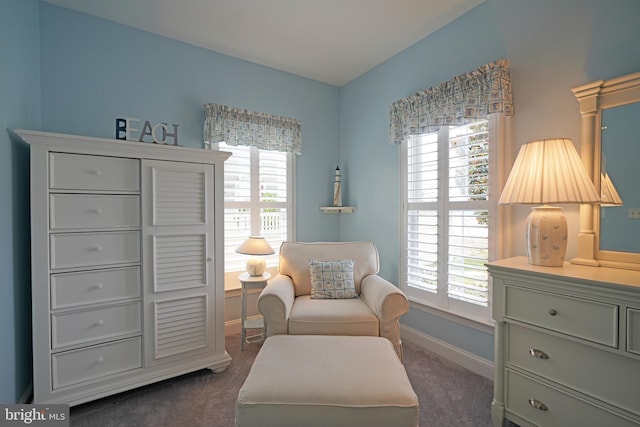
left=50, top=153, right=139, bottom=192
left=506, top=370, right=638, bottom=427
left=50, top=194, right=140, bottom=230
left=52, top=302, right=141, bottom=349
left=507, top=323, right=640, bottom=416
left=628, top=308, right=640, bottom=355
left=52, top=337, right=142, bottom=389
left=51, top=267, right=141, bottom=309
left=505, top=285, right=618, bottom=347
left=50, top=231, right=140, bottom=270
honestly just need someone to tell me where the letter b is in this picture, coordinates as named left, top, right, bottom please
left=115, top=118, right=127, bottom=140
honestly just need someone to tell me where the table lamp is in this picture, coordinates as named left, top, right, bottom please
left=235, top=236, right=275, bottom=276
left=600, top=171, right=623, bottom=206
left=498, top=138, right=601, bottom=267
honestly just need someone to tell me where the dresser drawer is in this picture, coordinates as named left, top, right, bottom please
left=52, top=302, right=141, bottom=349
left=52, top=337, right=142, bottom=389
left=50, top=194, right=140, bottom=230
left=506, top=370, right=639, bottom=427
left=50, top=231, right=140, bottom=270
left=505, top=285, right=618, bottom=347
left=628, top=308, right=640, bottom=355
left=50, top=153, right=140, bottom=192
left=51, top=267, right=140, bottom=309
left=507, top=323, right=640, bottom=416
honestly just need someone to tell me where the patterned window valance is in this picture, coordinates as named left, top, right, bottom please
left=389, top=59, right=514, bottom=145
left=204, top=103, right=302, bottom=154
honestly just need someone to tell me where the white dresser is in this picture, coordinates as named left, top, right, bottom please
left=489, top=257, right=640, bottom=427
left=18, top=130, right=232, bottom=405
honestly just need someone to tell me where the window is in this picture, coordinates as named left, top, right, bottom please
left=391, top=60, right=512, bottom=324
left=219, top=142, right=294, bottom=289
left=401, top=118, right=500, bottom=323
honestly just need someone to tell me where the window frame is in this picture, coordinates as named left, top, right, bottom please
left=216, top=143, right=295, bottom=291
left=399, top=113, right=509, bottom=325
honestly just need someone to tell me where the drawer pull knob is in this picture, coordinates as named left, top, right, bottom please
left=91, top=245, right=103, bottom=252
left=91, top=208, right=103, bottom=215
left=96, top=357, right=104, bottom=364
left=95, top=283, right=104, bottom=290
left=548, top=309, right=557, bottom=316
left=529, top=348, right=549, bottom=359
left=91, top=169, right=103, bottom=177
left=528, top=399, right=548, bottom=411
left=96, top=320, right=104, bottom=327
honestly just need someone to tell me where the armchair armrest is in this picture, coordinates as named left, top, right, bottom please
left=361, top=275, right=409, bottom=361
left=258, top=274, right=295, bottom=336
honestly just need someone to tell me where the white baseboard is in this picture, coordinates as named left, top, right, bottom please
left=400, top=324, right=494, bottom=380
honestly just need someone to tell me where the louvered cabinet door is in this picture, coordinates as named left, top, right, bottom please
left=141, top=160, right=216, bottom=366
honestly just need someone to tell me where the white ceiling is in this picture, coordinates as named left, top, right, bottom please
left=41, top=0, right=484, bottom=86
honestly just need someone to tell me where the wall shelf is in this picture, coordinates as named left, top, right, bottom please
left=320, top=206, right=355, bottom=214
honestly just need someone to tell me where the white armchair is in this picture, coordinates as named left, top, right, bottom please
left=257, top=241, right=409, bottom=361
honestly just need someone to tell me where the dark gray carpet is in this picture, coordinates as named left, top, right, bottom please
left=70, top=335, right=510, bottom=427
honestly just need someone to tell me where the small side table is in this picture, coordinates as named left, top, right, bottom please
left=239, top=272, right=270, bottom=351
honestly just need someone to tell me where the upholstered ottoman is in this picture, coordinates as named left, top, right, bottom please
left=236, top=335, right=419, bottom=427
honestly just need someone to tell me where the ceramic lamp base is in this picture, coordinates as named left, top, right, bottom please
left=246, top=257, right=267, bottom=276
left=526, top=206, right=567, bottom=267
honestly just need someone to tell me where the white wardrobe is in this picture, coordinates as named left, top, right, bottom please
left=18, top=130, right=232, bottom=405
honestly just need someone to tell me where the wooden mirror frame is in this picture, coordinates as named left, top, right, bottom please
left=571, top=71, right=640, bottom=270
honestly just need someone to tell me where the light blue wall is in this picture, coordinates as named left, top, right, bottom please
left=0, top=0, right=41, bottom=403
left=339, top=0, right=640, bottom=361
left=39, top=3, right=341, bottom=243
left=3, top=2, right=640, bottom=404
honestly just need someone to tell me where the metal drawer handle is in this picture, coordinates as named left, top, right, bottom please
left=96, top=320, right=104, bottom=327
left=548, top=309, right=557, bottom=316
left=528, top=399, right=548, bottom=411
left=91, top=169, right=103, bottom=177
left=91, top=208, right=103, bottom=215
left=95, top=283, right=104, bottom=290
left=529, top=348, right=549, bottom=359
left=96, top=357, right=104, bottom=364
left=91, top=245, right=103, bottom=252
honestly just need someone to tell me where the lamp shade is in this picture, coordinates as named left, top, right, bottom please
left=498, top=138, right=600, bottom=267
left=498, top=138, right=600, bottom=205
left=601, top=171, right=623, bottom=206
left=235, top=236, right=275, bottom=276
left=235, top=236, right=275, bottom=256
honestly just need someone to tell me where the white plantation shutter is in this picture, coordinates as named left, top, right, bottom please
left=220, top=143, right=292, bottom=283
left=403, top=119, right=494, bottom=322
left=259, top=150, right=288, bottom=258
left=223, top=144, right=252, bottom=272
left=406, top=132, right=438, bottom=294
left=447, top=123, right=490, bottom=309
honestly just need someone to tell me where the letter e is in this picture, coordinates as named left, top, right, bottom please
left=125, top=118, right=139, bottom=141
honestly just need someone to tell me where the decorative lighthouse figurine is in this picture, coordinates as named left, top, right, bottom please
left=333, top=166, right=342, bottom=207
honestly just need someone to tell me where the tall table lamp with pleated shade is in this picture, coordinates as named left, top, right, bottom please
left=600, top=171, right=623, bottom=206
left=498, top=138, right=601, bottom=267
left=235, top=236, right=275, bottom=276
